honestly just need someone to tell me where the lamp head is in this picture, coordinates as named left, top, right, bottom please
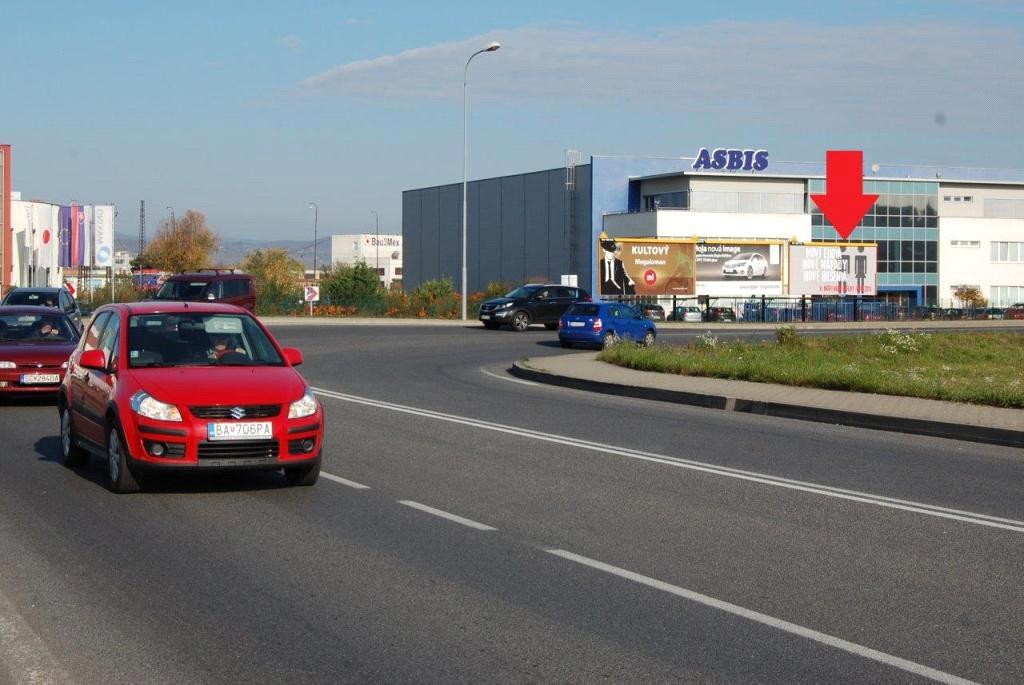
left=484, top=42, right=501, bottom=52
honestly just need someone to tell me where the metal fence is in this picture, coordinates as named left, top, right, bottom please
left=602, top=294, right=1013, bottom=323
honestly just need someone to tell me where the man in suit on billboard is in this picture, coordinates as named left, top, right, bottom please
left=599, top=234, right=635, bottom=296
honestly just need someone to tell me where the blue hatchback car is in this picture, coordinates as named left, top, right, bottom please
left=558, top=302, right=657, bottom=349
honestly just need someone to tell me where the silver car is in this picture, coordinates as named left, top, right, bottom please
left=674, top=305, right=703, bottom=322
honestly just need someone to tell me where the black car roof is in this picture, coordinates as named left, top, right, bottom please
left=0, top=305, right=72, bottom=315
left=4, top=287, right=62, bottom=294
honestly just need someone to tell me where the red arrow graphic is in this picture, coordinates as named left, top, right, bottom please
left=810, top=151, right=879, bottom=240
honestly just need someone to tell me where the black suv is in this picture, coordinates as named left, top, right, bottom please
left=1, top=286, right=84, bottom=332
left=479, top=284, right=591, bottom=331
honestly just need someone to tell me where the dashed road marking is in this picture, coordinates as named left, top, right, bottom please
left=546, top=548, right=978, bottom=685
left=398, top=500, right=497, bottom=531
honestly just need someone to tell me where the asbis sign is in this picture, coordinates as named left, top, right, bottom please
left=692, top=148, right=769, bottom=172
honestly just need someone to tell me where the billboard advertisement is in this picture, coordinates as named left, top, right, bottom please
left=789, top=243, right=877, bottom=296
left=93, top=205, right=114, bottom=267
left=597, top=234, right=696, bottom=296
left=695, top=241, right=784, bottom=296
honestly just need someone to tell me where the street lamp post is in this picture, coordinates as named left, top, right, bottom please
left=371, top=210, right=380, bottom=284
left=461, top=41, right=501, bottom=321
left=309, top=202, right=318, bottom=316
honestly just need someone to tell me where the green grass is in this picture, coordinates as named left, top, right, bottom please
left=598, top=328, right=1024, bottom=408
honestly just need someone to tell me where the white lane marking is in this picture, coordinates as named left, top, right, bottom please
left=312, top=387, right=1024, bottom=534
left=0, top=590, right=73, bottom=685
left=480, top=367, right=538, bottom=386
left=546, top=549, right=978, bottom=685
left=398, top=500, right=497, bottom=531
left=321, top=472, right=370, bottom=490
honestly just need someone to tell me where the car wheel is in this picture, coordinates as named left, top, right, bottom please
left=284, top=458, right=320, bottom=486
left=643, top=330, right=656, bottom=347
left=544, top=323, right=558, bottom=330
left=511, top=311, right=531, bottom=332
left=60, top=404, right=89, bottom=467
left=746, top=266, right=754, bottom=279
left=601, top=332, right=619, bottom=349
left=107, top=423, right=140, bottom=494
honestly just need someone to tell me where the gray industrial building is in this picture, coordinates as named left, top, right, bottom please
left=404, top=151, right=1024, bottom=306
left=402, top=165, right=592, bottom=293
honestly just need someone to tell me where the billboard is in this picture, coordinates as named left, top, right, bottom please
left=789, top=243, right=877, bottom=296
left=597, top=235, right=696, bottom=296
left=695, top=241, right=784, bottom=296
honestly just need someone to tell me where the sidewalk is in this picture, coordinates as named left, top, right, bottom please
left=511, top=353, right=1024, bottom=448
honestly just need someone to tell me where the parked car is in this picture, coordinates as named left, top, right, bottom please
left=1006, top=303, right=1024, bottom=320
left=558, top=302, right=656, bottom=349
left=478, top=284, right=591, bottom=331
left=672, top=305, right=703, bottom=322
left=721, top=253, right=768, bottom=279
left=153, top=270, right=256, bottom=312
left=0, top=306, right=81, bottom=396
left=976, top=307, right=1005, bottom=320
left=705, top=306, right=737, bottom=322
left=58, top=301, right=322, bottom=493
left=640, top=303, right=665, bottom=320
left=1, top=286, right=84, bottom=332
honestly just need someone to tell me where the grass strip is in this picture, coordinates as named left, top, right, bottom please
left=598, top=328, right=1024, bottom=408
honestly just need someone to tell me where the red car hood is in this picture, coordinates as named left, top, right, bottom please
left=126, top=366, right=308, bottom=408
left=0, top=342, right=78, bottom=366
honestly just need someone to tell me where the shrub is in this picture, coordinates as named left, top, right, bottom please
left=775, top=325, right=802, bottom=347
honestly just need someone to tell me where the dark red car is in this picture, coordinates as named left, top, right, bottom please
left=58, top=302, right=323, bottom=493
left=0, top=306, right=80, bottom=395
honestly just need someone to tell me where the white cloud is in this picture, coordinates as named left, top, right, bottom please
left=278, top=34, right=304, bottom=52
left=294, top=22, right=1022, bottom=131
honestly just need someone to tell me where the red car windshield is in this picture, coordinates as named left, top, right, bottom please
left=127, top=313, right=283, bottom=367
left=0, top=313, right=76, bottom=343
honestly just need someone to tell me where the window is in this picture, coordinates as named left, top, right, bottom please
left=223, top=279, right=249, bottom=297
left=991, top=286, right=1024, bottom=306
left=83, top=312, right=111, bottom=352
left=950, top=240, right=980, bottom=248
left=991, top=241, right=1024, bottom=263
left=97, top=315, right=120, bottom=367
left=395, top=268, right=403, bottom=276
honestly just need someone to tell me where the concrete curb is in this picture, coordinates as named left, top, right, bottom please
left=510, top=362, right=1024, bottom=449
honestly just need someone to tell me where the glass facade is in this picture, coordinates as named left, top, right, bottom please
left=809, top=179, right=939, bottom=303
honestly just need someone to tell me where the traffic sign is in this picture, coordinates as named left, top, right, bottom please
left=304, top=285, right=320, bottom=303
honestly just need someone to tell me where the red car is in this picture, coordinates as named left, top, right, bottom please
left=58, top=302, right=323, bottom=493
left=0, top=306, right=80, bottom=395
left=1006, top=303, right=1024, bottom=320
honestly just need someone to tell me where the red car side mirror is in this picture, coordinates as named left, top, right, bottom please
left=79, top=349, right=107, bottom=370
left=282, top=347, right=304, bottom=366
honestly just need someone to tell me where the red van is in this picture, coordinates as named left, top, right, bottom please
left=154, top=270, right=256, bottom=312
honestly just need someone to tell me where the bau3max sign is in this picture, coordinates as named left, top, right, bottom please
left=692, top=148, right=769, bottom=172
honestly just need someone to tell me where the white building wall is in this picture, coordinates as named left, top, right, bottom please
left=939, top=217, right=1024, bottom=305
left=10, top=199, right=62, bottom=287
left=330, top=233, right=403, bottom=287
left=655, top=211, right=812, bottom=243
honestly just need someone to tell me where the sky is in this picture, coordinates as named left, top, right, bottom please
left=2, top=0, right=1023, bottom=244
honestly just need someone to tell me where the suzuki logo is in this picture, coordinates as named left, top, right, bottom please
left=230, top=407, right=246, bottom=419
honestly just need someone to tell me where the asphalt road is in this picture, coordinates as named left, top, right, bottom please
left=1, top=323, right=1022, bottom=684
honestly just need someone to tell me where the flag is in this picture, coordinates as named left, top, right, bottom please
left=93, top=205, right=114, bottom=267
left=58, top=205, right=71, bottom=268
left=36, top=205, right=55, bottom=274
left=81, top=205, right=93, bottom=268
left=70, top=204, right=83, bottom=267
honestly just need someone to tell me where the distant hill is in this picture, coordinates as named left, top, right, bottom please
left=114, top=232, right=332, bottom=269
